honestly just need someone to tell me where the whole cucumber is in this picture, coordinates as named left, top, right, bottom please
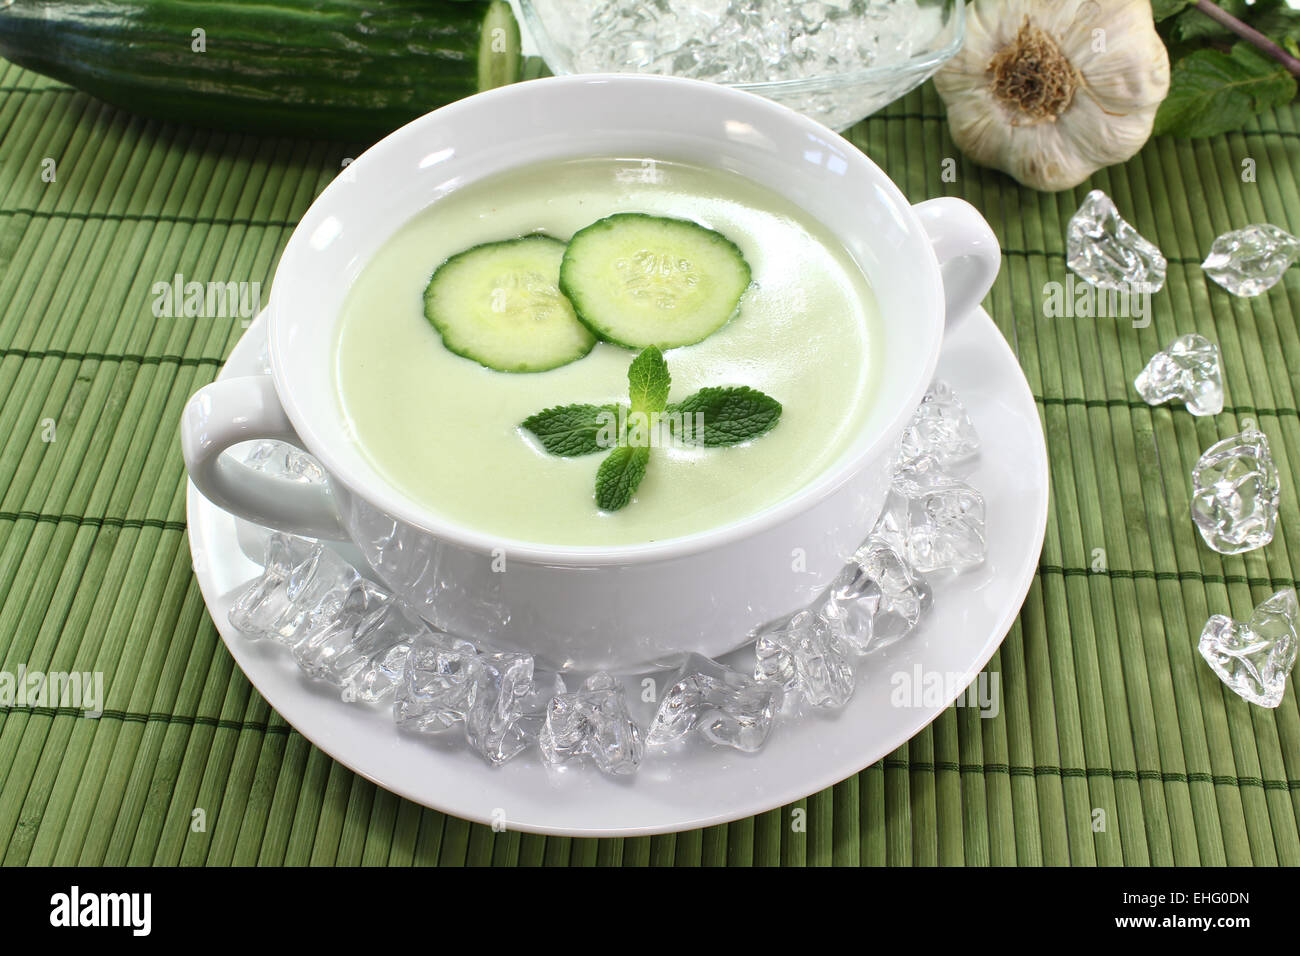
left=0, top=0, right=523, bottom=141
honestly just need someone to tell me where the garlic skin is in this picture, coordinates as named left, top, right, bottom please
left=935, top=0, right=1170, bottom=191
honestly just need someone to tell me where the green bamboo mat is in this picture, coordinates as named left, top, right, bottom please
left=1, top=58, right=1299, bottom=866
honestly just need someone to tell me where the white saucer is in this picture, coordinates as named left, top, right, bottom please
left=186, top=308, right=1048, bottom=837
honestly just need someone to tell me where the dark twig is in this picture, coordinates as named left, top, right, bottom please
left=1195, top=0, right=1300, bottom=77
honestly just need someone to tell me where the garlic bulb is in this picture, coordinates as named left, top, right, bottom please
left=934, top=0, right=1170, bottom=191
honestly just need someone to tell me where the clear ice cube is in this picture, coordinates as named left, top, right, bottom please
left=538, top=672, right=644, bottom=775
left=292, top=589, right=421, bottom=702
left=872, top=456, right=987, bottom=573
left=355, top=638, right=417, bottom=704
left=1202, top=224, right=1300, bottom=297
left=464, top=651, right=542, bottom=766
left=1066, top=190, right=1166, bottom=293
left=1199, top=588, right=1298, bottom=708
left=393, top=631, right=481, bottom=733
left=1133, top=333, right=1224, bottom=416
left=754, top=609, right=856, bottom=709
left=896, top=379, right=980, bottom=471
left=227, top=534, right=363, bottom=643
left=1191, top=429, right=1280, bottom=555
left=818, top=534, right=933, bottom=655
left=242, top=439, right=327, bottom=484
left=647, top=653, right=783, bottom=752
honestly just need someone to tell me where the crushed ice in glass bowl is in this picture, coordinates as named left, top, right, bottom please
left=517, top=0, right=966, bottom=131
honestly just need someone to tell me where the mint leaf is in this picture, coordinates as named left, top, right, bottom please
left=627, top=346, right=671, bottom=414
left=1154, top=42, right=1297, bottom=138
left=1152, top=0, right=1192, bottom=20
left=594, top=444, right=649, bottom=511
left=521, top=403, right=620, bottom=456
left=669, top=386, right=783, bottom=447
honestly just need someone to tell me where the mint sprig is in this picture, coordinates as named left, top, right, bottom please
left=520, top=347, right=783, bottom=511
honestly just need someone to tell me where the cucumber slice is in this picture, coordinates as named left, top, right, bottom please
left=423, top=235, right=597, bottom=373
left=477, top=0, right=522, bottom=91
left=559, top=213, right=752, bottom=350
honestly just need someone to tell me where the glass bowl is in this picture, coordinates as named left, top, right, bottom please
left=517, top=0, right=965, bottom=131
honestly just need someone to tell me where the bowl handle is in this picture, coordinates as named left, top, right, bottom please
left=913, top=197, right=1001, bottom=327
left=180, top=375, right=349, bottom=540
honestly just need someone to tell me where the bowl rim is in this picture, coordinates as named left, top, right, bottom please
left=268, top=73, right=945, bottom=567
left=517, top=0, right=966, bottom=91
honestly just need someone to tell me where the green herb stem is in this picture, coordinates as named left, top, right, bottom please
left=1196, top=0, right=1300, bottom=76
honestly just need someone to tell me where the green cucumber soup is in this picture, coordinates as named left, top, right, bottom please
left=334, top=157, right=882, bottom=546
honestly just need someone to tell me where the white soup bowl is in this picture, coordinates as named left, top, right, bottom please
left=180, top=74, right=999, bottom=672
